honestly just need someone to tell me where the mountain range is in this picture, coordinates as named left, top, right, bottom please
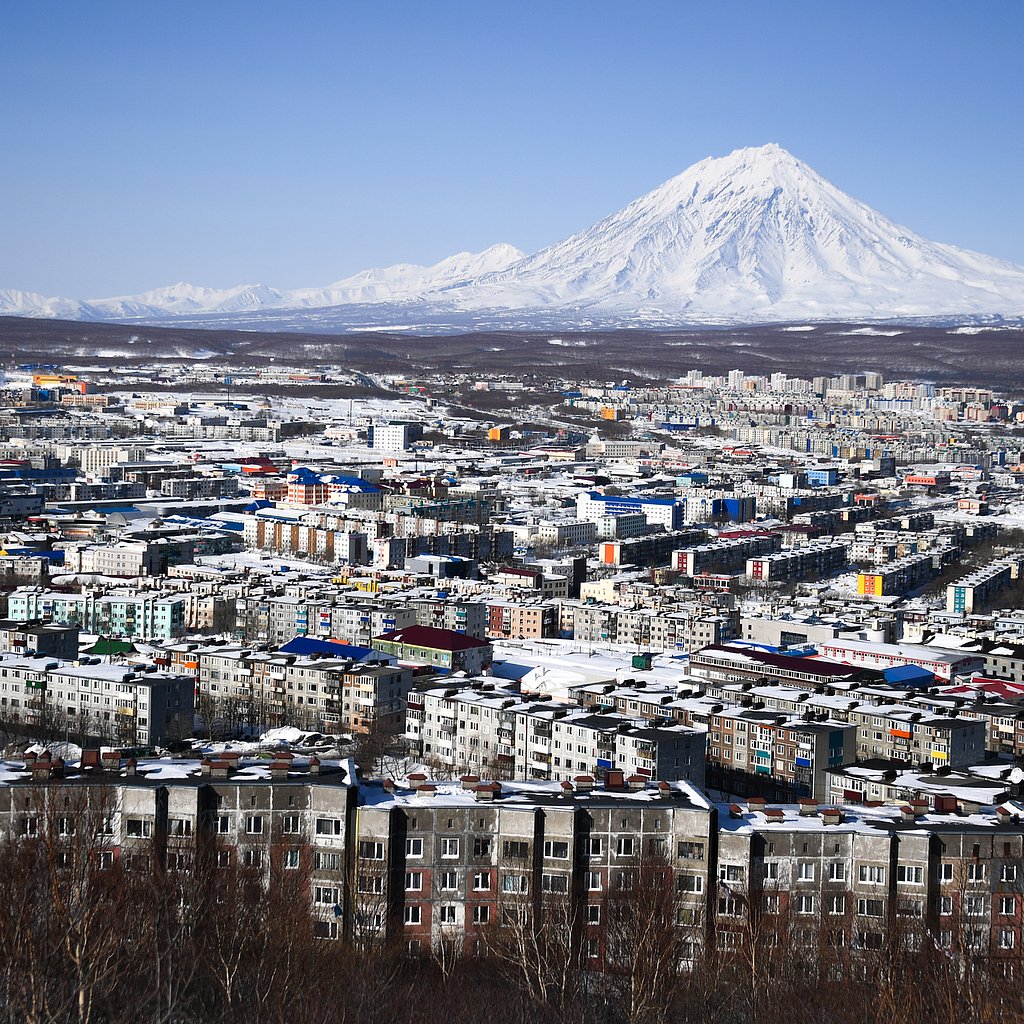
left=5, top=144, right=1024, bottom=330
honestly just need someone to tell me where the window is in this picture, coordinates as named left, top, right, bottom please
left=56, top=817, right=75, bottom=837
left=503, top=840, right=528, bottom=859
left=502, top=873, right=528, bottom=894
left=1000, top=896, right=1016, bottom=916
left=763, top=894, right=779, bottom=914
left=283, top=814, right=301, bottom=834
left=473, top=837, right=492, bottom=858
left=97, top=851, right=114, bottom=870
left=940, top=896, right=953, bottom=916
left=586, top=870, right=602, bottom=891
left=589, top=836, right=603, bottom=856
left=898, top=900, right=923, bottom=918
left=1001, top=864, right=1018, bottom=883
left=357, top=874, right=384, bottom=894
left=472, top=906, right=489, bottom=925
left=284, top=848, right=300, bottom=870
left=215, top=850, right=231, bottom=869
left=243, top=849, right=263, bottom=868
left=404, top=906, right=421, bottom=926
left=314, top=851, right=341, bottom=871
left=998, top=929, right=1015, bottom=950
left=764, top=861, right=778, bottom=880
left=542, top=873, right=569, bottom=894
left=314, top=886, right=340, bottom=905
left=405, top=838, right=423, bottom=858
left=314, top=920, right=339, bottom=940
left=938, top=862, right=953, bottom=882
left=718, top=897, right=740, bottom=917
left=829, top=862, right=846, bottom=882
left=719, top=864, right=745, bottom=883
left=19, top=816, right=39, bottom=837
left=968, top=863, right=985, bottom=882
left=441, top=838, right=460, bottom=859
left=215, top=815, right=230, bottom=834
left=586, top=904, right=601, bottom=924
left=315, top=817, right=342, bottom=836
left=857, top=898, right=884, bottom=918
left=543, top=840, right=569, bottom=859
left=616, top=836, right=635, bottom=857
left=896, top=865, right=923, bottom=884
left=403, top=870, right=422, bottom=891
left=796, top=894, right=815, bottom=915
left=438, top=905, right=457, bottom=924
left=472, top=871, right=490, bottom=891
left=797, top=862, right=815, bottom=882
left=439, top=871, right=459, bottom=891
left=358, top=840, right=385, bottom=860
left=858, top=865, right=884, bottom=884
left=245, top=815, right=264, bottom=835
left=677, top=873, right=703, bottom=894
left=964, top=895, right=985, bottom=917
left=126, top=818, right=152, bottom=838
left=168, top=818, right=192, bottom=837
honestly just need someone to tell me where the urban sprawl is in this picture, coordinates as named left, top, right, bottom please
left=4, top=360, right=1024, bottom=973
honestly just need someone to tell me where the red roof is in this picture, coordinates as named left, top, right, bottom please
left=374, top=625, right=491, bottom=652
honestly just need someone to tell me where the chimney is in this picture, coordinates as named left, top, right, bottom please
left=415, top=783, right=437, bottom=799
left=210, top=761, right=230, bottom=779
left=821, top=807, right=844, bottom=826
left=80, top=747, right=101, bottom=770
left=626, top=774, right=646, bottom=792
left=270, top=758, right=290, bottom=779
left=407, top=772, right=426, bottom=790
left=125, top=758, right=137, bottom=778
left=604, top=769, right=625, bottom=791
left=899, top=805, right=915, bottom=822
left=574, top=775, right=595, bottom=793
left=657, top=780, right=673, bottom=798
left=765, top=807, right=785, bottom=823
left=909, top=799, right=928, bottom=818
left=560, top=780, right=574, bottom=795
left=199, top=758, right=212, bottom=777
left=308, top=755, right=321, bottom=777
left=382, top=778, right=396, bottom=794
left=728, top=803, right=745, bottom=819
left=460, top=775, right=480, bottom=791
left=747, top=796, right=767, bottom=813
left=798, top=798, right=819, bottom=816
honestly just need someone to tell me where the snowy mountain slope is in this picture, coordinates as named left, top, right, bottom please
left=442, top=144, right=1024, bottom=318
left=0, top=245, right=527, bottom=322
left=4, top=145, right=1024, bottom=326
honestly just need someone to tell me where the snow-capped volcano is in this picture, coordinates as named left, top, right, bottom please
left=4, top=145, right=1024, bottom=328
left=446, top=143, right=1024, bottom=319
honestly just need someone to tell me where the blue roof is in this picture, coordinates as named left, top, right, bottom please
left=884, top=664, right=935, bottom=684
left=244, top=500, right=275, bottom=512
left=278, top=637, right=378, bottom=661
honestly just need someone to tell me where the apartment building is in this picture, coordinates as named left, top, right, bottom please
left=567, top=603, right=739, bottom=653
left=745, top=540, right=848, bottom=582
left=0, top=653, right=193, bottom=745
left=704, top=708, right=857, bottom=800
left=0, top=618, right=79, bottom=659
left=601, top=530, right=706, bottom=568
left=195, top=644, right=412, bottom=733
left=410, top=597, right=488, bottom=638
left=4, top=756, right=1023, bottom=965
left=373, top=625, right=493, bottom=676
left=8, top=588, right=187, bottom=639
left=486, top=600, right=558, bottom=640
left=947, top=559, right=1023, bottom=614
left=674, top=534, right=782, bottom=577
left=405, top=682, right=705, bottom=785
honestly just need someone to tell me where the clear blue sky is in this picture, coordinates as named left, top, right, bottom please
left=3, top=1, right=1022, bottom=297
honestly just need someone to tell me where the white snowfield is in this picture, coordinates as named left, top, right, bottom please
left=5, top=144, right=1024, bottom=325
